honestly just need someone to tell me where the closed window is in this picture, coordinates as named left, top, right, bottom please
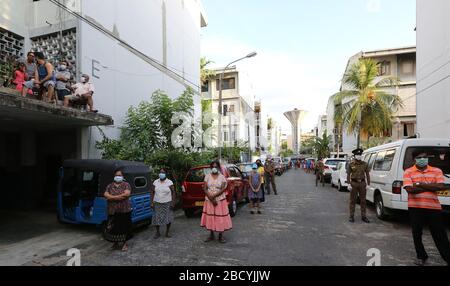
left=377, top=61, right=391, bottom=76
left=373, top=150, right=396, bottom=171
left=368, top=154, right=377, bottom=170
left=216, top=78, right=236, bottom=90
left=401, top=60, right=415, bottom=75
left=201, top=81, right=209, bottom=92
left=223, top=131, right=229, bottom=142
left=403, top=147, right=450, bottom=174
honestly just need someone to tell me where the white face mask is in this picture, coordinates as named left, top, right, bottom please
left=80, top=77, right=87, bottom=83
left=59, top=65, right=67, bottom=71
left=355, top=155, right=362, bottom=161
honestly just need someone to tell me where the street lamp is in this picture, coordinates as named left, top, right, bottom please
left=218, top=52, right=257, bottom=162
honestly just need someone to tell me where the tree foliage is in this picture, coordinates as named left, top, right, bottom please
left=333, top=58, right=403, bottom=148
left=96, top=88, right=214, bottom=193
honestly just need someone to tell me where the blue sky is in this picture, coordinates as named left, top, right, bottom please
left=200, top=0, right=416, bottom=133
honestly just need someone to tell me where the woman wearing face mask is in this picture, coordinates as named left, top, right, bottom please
left=248, top=163, right=263, bottom=214
left=201, top=161, right=232, bottom=243
left=151, top=169, right=175, bottom=239
left=103, top=169, right=132, bottom=252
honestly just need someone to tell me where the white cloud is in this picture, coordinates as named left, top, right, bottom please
left=201, top=36, right=339, bottom=133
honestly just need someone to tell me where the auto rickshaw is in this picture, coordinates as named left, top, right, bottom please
left=57, top=160, right=153, bottom=227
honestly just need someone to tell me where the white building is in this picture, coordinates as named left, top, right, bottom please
left=332, top=46, right=417, bottom=154
left=416, top=0, right=450, bottom=138
left=0, top=0, right=206, bottom=210
left=266, top=118, right=281, bottom=156
left=316, top=115, right=327, bottom=137
left=201, top=67, right=257, bottom=150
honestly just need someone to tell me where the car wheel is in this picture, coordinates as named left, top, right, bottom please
left=331, top=180, right=335, bottom=188
left=375, top=194, right=389, bottom=220
left=184, top=209, right=196, bottom=218
left=229, top=197, right=238, bottom=218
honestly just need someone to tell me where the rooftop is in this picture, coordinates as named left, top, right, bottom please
left=362, top=46, right=416, bottom=58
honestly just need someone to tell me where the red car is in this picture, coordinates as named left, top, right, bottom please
left=182, top=164, right=249, bottom=218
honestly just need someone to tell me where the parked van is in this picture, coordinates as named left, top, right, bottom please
left=363, top=139, right=450, bottom=220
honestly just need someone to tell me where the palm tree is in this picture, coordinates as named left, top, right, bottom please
left=333, top=58, right=403, bottom=149
left=314, top=132, right=332, bottom=159
left=200, top=57, right=215, bottom=85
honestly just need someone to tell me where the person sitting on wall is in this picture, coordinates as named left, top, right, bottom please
left=12, top=62, right=33, bottom=95
left=64, top=74, right=98, bottom=113
left=55, top=60, right=73, bottom=102
left=21, top=52, right=56, bottom=102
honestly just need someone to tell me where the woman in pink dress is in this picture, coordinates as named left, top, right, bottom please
left=201, top=161, right=232, bottom=243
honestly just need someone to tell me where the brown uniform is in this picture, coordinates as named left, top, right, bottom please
left=347, top=159, right=370, bottom=218
left=315, top=161, right=325, bottom=187
left=264, top=161, right=278, bottom=195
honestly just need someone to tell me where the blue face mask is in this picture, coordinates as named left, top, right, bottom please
left=114, top=176, right=124, bottom=183
left=416, top=158, right=429, bottom=168
left=159, top=173, right=167, bottom=180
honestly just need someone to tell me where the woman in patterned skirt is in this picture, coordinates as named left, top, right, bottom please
left=103, top=169, right=132, bottom=252
left=151, top=169, right=175, bottom=239
left=201, top=161, right=232, bottom=244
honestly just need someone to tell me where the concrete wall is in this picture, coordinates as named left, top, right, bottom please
left=1, top=0, right=205, bottom=159
left=78, top=0, right=204, bottom=157
left=417, top=0, right=450, bottom=138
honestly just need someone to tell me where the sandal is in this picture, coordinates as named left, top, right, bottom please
left=153, top=233, right=161, bottom=240
left=204, top=236, right=215, bottom=243
left=218, top=237, right=227, bottom=244
left=121, top=243, right=129, bottom=252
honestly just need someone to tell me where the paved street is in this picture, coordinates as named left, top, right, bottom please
left=3, top=169, right=449, bottom=266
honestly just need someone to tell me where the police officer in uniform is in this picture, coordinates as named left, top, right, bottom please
left=347, top=149, right=371, bottom=223
left=264, top=156, right=278, bottom=195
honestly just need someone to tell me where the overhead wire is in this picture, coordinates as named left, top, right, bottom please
left=49, top=0, right=200, bottom=92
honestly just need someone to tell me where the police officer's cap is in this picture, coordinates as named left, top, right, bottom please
left=352, top=148, right=364, bottom=156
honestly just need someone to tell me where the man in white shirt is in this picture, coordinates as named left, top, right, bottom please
left=64, top=74, right=98, bottom=113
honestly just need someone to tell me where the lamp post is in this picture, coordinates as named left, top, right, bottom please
left=218, top=52, right=257, bottom=162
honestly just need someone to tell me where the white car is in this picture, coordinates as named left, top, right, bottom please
left=323, top=158, right=347, bottom=183
left=364, top=138, right=450, bottom=220
left=331, top=161, right=349, bottom=192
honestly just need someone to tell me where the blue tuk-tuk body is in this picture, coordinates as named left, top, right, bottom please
left=57, top=160, right=153, bottom=226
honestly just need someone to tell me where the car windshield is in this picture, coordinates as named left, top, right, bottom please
left=325, top=160, right=345, bottom=167
left=403, top=147, right=450, bottom=175
left=239, top=164, right=254, bottom=173
left=186, top=168, right=216, bottom=183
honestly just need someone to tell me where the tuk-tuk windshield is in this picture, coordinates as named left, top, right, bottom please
left=62, top=168, right=100, bottom=198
